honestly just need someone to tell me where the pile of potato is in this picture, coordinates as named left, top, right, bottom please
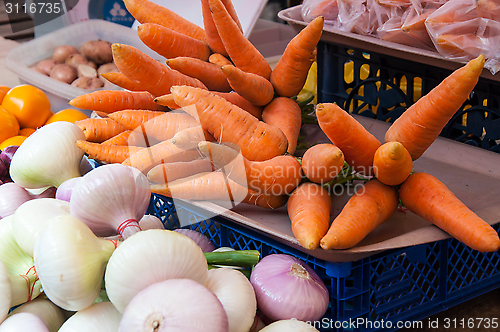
left=32, top=39, right=119, bottom=89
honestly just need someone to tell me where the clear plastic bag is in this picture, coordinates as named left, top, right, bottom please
left=425, top=0, right=500, bottom=74
left=301, top=0, right=339, bottom=25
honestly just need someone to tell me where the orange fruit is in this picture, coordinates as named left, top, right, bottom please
left=0, top=90, right=5, bottom=104
left=45, top=108, right=88, bottom=125
left=0, top=86, right=10, bottom=94
left=1, top=85, right=53, bottom=129
left=19, top=128, right=36, bottom=137
left=0, top=106, right=20, bottom=145
left=0, top=135, right=27, bottom=151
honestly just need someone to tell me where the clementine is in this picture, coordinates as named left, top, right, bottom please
left=45, top=108, right=88, bottom=125
left=1, top=85, right=53, bottom=129
left=0, top=106, right=20, bottom=145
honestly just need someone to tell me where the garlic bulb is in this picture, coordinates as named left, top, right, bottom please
left=58, top=301, right=121, bottom=332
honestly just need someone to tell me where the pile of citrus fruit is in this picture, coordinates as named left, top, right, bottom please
left=0, top=84, right=88, bottom=150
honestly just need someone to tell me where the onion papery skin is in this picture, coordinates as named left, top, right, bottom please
left=105, top=229, right=208, bottom=313
left=138, top=214, right=165, bottom=230
left=0, top=261, right=11, bottom=324
left=0, top=216, right=38, bottom=276
left=259, top=319, right=320, bottom=331
left=13, top=198, right=71, bottom=257
left=0, top=183, right=32, bottom=218
left=33, top=215, right=116, bottom=311
left=175, top=228, right=216, bottom=252
left=0, top=312, right=50, bottom=332
left=206, top=268, right=257, bottom=332
left=8, top=298, right=66, bottom=332
left=119, top=279, right=229, bottom=332
left=55, top=177, right=82, bottom=202
left=10, top=122, right=85, bottom=189
left=58, top=301, right=121, bottom=332
left=70, top=164, right=150, bottom=238
left=250, top=254, right=329, bottom=322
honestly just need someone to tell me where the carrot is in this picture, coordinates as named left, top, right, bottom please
left=122, top=0, right=206, bottom=42
left=373, top=142, right=413, bottom=186
left=154, top=94, right=181, bottom=110
left=209, top=53, right=232, bottom=67
left=102, top=130, right=135, bottom=146
left=75, top=118, right=127, bottom=143
left=137, top=24, right=211, bottom=61
left=209, top=0, right=271, bottom=80
left=111, top=44, right=207, bottom=97
left=243, top=191, right=288, bottom=209
left=261, top=97, right=302, bottom=154
left=147, top=159, right=214, bottom=184
left=399, top=172, right=500, bottom=252
left=69, top=90, right=167, bottom=113
left=221, top=65, right=274, bottom=106
left=435, top=34, right=479, bottom=57
left=316, top=103, right=381, bottom=175
left=270, top=16, right=324, bottom=97
left=201, top=0, right=242, bottom=56
left=100, top=72, right=145, bottom=91
left=288, top=182, right=332, bottom=250
left=123, top=139, right=202, bottom=173
left=211, top=92, right=263, bottom=119
left=170, top=126, right=217, bottom=150
left=301, top=143, right=345, bottom=184
left=198, top=141, right=302, bottom=195
left=140, top=111, right=199, bottom=142
left=76, top=141, right=145, bottom=164
left=166, top=57, right=231, bottom=92
left=320, top=179, right=399, bottom=250
left=385, top=55, right=485, bottom=160
left=107, top=110, right=165, bottom=131
left=170, top=86, right=288, bottom=161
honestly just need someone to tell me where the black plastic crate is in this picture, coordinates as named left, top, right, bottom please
left=316, top=41, right=500, bottom=153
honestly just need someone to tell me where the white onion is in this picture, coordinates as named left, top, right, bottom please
left=0, top=261, right=11, bottom=324
left=206, top=268, right=257, bottom=332
left=174, top=228, right=216, bottom=252
left=250, top=254, right=329, bottom=322
left=119, top=279, right=229, bottom=332
left=58, top=301, right=121, bottom=332
left=8, top=299, right=66, bottom=332
left=12, top=198, right=71, bottom=257
left=105, top=230, right=208, bottom=313
left=259, top=319, right=320, bottom=331
left=70, top=164, right=150, bottom=239
left=138, top=214, right=164, bottom=230
left=0, top=183, right=32, bottom=218
left=0, top=312, right=49, bottom=332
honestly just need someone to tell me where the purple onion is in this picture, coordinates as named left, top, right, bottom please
left=0, top=159, right=6, bottom=180
left=175, top=229, right=216, bottom=252
left=0, top=145, right=19, bottom=169
left=56, top=177, right=83, bottom=202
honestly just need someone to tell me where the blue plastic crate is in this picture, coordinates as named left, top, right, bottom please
left=147, top=194, right=500, bottom=332
left=316, top=41, right=500, bottom=153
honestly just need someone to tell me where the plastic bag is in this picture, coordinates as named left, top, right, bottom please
left=425, top=0, right=500, bottom=74
left=301, top=0, right=339, bottom=25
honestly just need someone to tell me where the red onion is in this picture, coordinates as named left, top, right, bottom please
left=0, top=183, right=32, bottom=218
left=55, top=177, right=83, bottom=202
left=175, top=228, right=216, bottom=252
left=250, top=254, right=329, bottom=322
left=0, top=159, right=6, bottom=180
left=0, top=146, right=19, bottom=170
left=119, top=278, right=229, bottom=332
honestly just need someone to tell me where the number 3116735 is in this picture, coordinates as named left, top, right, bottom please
left=5, top=2, right=61, bottom=14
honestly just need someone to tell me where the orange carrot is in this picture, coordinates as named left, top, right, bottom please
left=75, top=118, right=127, bottom=143
left=373, top=142, right=413, bottom=186
left=201, top=0, right=242, bottom=56
left=102, top=130, right=135, bottom=146
left=166, top=57, right=231, bottom=92
left=69, top=90, right=167, bottom=113
left=209, top=53, right=232, bottom=67
left=100, top=72, right=145, bottom=91
left=270, top=16, right=324, bottom=97
left=385, top=55, right=485, bottom=160
left=76, top=141, right=145, bottom=164
left=123, top=0, right=206, bottom=42
left=211, top=92, right=263, bottom=119
left=170, top=86, right=288, bottom=161
left=209, top=0, right=271, bottom=79
left=243, top=191, right=288, bottom=209
left=112, top=44, right=207, bottom=97
left=154, top=94, right=181, bottom=110
left=221, top=65, right=274, bottom=106
left=147, top=159, right=214, bottom=184
left=170, top=126, right=217, bottom=150
left=316, top=103, right=381, bottom=175
left=301, top=143, right=345, bottom=184
left=288, top=182, right=332, bottom=250
left=107, top=110, right=165, bottom=130
left=123, top=139, right=202, bottom=173
left=261, top=97, right=302, bottom=154
left=198, top=141, right=302, bottom=195
left=400, top=172, right=500, bottom=252
left=137, top=24, right=212, bottom=61
left=140, top=111, right=199, bottom=142
left=321, top=179, right=399, bottom=250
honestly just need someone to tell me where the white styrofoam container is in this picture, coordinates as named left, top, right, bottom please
left=5, top=20, right=166, bottom=115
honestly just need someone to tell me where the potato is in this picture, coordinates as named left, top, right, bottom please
left=52, top=45, right=79, bottom=63
left=65, top=54, right=89, bottom=67
left=31, top=66, right=48, bottom=75
left=36, top=59, right=58, bottom=75
left=80, top=40, right=113, bottom=65
left=71, top=77, right=105, bottom=89
left=50, top=64, right=78, bottom=84
left=77, top=64, right=98, bottom=78
left=87, top=61, right=98, bottom=70
left=97, top=62, right=119, bottom=76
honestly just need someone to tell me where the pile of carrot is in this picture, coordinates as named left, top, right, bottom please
left=68, top=0, right=499, bottom=254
